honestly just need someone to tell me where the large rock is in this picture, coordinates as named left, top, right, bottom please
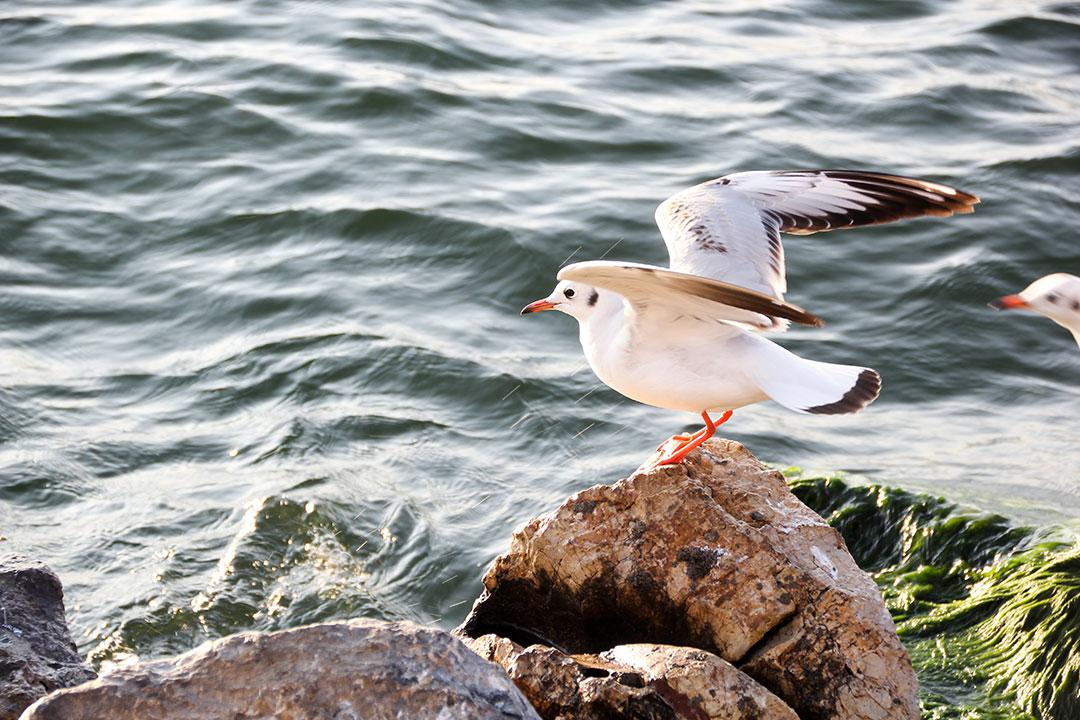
left=466, top=634, right=798, bottom=719
left=458, top=439, right=918, bottom=720
left=0, top=555, right=95, bottom=720
left=22, top=618, right=540, bottom=720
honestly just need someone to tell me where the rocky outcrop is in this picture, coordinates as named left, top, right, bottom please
left=458, top=439, right=918, bottom=720
left=0, top=555, right=95, bottom=720
left=22, top=619, right=540, bottom=720
left=466, top=634, right=798, bottom=719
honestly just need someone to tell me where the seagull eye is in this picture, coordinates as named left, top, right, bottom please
left=563, top=288, right=576, bottom=299
left=1047, top=294, right=1059, bottom=304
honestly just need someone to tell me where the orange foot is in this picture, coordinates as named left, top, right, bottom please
left=655, top=433, right=692, bottom=452
left=645, top=410, right=733, bottom=471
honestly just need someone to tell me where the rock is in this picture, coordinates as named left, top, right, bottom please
left=602, top=644, right=799, bottom=720
left=458, top=439, right=919, bottom=720
left=0, top=555, right=95, bottom=720
left=22, top=618, right=540, bottom=720
left=465, top=634, right=798, bottom=719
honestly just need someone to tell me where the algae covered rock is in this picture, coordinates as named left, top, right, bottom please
left=791, top=474, right=1079, bottom=720
left=0, top=555, right=96, bottom=720
left=902, top=543, right=1079, bottom=720
left=22, top=618, right=540, bottom=720
left=459, top=439, right=918, bottom=720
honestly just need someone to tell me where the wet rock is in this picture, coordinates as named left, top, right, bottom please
left=459, top=439, right=919, bottom=720
left=0, top=554, right=95, bottom=720
left=465, top=634, right=798, bottom=720
left=22, top=618, right=540, bottom=720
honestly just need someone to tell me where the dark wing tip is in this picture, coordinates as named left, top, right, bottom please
left=789, top=306, right=825, bottom=328
left=805, top=368, right=882, bottom=415
left=774, top=170, right=978, bottom=234
left=754, top=299, right=825, bottom=328
left=821, top=169, right=980, bottom=211
left=756, top=289, right=824, bottom=327
left=755, top=309, right=824, bottom=331
left=681, top=274, right=824, bottom=328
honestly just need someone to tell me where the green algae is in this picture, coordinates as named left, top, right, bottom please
left=786, top=472, right=1078, bottom=720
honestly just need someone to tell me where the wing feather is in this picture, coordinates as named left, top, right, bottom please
left=655, top=169, right=979, bottom=306
left=558, top=260, right=822, bottom=330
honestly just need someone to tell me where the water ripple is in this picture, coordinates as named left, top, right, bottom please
left=0, top=2, right=1077, bottom=702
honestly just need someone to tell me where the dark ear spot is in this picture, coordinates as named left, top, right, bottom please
left=1072, top=299, right=1080, bottom=311
left=587, top=290, right=599, bottom=307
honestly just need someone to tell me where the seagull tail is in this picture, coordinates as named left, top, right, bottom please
left=743, top=337, right=881, bottom=415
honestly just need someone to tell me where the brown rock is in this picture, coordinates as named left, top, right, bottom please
left=458, top=439, right=918, bottom=720
left=23, top=619, right=540, bottom=720
left=464, top=634, right=796, bottom=719
left=0, top=555, right=95, bottom=720
left=509, top=644, right=597, bottom=717
left=603, top=644, right=798, bottom=720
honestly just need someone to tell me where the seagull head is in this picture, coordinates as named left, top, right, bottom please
left=521, top=280, right=601, bottom=321
left=990, top=273, right=1080, bottom=326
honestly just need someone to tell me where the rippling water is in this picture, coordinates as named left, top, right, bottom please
left=2, top=0, right=1078, bottom=684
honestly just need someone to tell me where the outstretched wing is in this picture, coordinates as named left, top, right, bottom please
left=655, top=169, right=979, bottom=301
left=558, top=260, right=822, bottom=331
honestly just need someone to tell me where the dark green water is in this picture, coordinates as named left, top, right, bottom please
left=2, top=1, right=1078, bottom=717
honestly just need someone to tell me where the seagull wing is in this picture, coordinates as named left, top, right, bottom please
left=655, top=169, right=980, bottom=302
left=558, top=260, right=822, bottom=331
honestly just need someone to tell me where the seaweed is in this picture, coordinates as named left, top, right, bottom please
left=787, top=472, right=1078, bottom=720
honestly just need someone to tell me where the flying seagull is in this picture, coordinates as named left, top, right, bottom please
left=522, top=170, right=978, bottom=469
left=990, top=273, right=1080, bottom=348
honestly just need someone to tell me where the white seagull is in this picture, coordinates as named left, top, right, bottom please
left=990, top=273, right=1080, bottom=348
left=522, top=170, right=979, bottom=469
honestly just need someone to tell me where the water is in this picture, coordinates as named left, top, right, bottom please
left=1, top=0, right=1078, bottom=696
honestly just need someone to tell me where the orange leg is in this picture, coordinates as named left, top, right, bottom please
left=655, top=432, right=693, bottom=452
left=655, top=423, right=710, bottom=451
left=655, top=416, right=722, bottom=452
left=651, top=410, right=733, bottom=469
left=654, top=422, right=717, bottom=452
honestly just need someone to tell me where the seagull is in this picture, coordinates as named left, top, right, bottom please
left=989, top=273, right=1080, bottom=348
left=521, top=170, right=979, bottom=469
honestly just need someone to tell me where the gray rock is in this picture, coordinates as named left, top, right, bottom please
left=0, top=554, right=95, bottom=720
left=22, top=618, right=540, bottom=720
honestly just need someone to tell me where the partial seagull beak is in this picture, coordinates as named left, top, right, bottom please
left=520, top=299, right=557, bottom=315
left=989, top=294, right=1028, bottom=311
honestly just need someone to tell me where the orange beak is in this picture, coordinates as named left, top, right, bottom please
left=520, top=299, right=556, bottom=315
left=989, top=294, right=1028, bottom=311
